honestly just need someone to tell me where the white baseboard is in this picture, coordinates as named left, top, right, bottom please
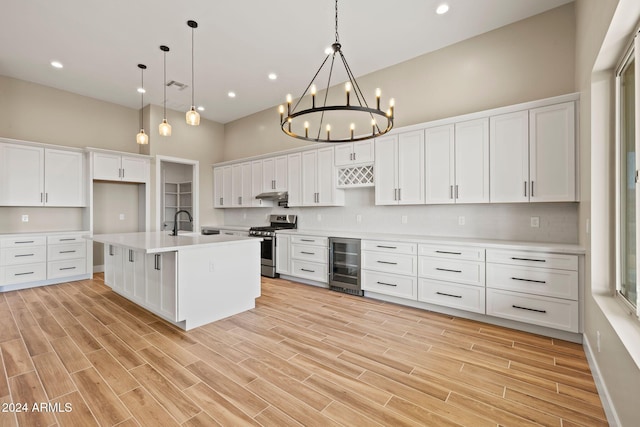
left=583, top=333, right=620, bottom=426
left=93, top=265, right=104, bottom=273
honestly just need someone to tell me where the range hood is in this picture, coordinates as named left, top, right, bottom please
left=255, top=191, right=288, bottom=201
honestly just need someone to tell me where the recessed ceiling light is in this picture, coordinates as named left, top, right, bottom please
left=436, top=4, right=449, bottom=15
left=197, top=106, right=205, bottom=111
left=50, top=61, right=63, bottom=69
left=137, top=87, right=146, bottom=94
left=268, top=73, right=277, bottom=80
left=228, top=92, right=236, bottom=98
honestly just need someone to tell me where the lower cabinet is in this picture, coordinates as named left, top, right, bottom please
left=288, top=235, right=328, bottom=283
left=145, top=252, right=178, bottom=322
left=122, top=249, right=146, bottom=302
left=275, top=234, right=291, bottom=275
left=362, top=240, right=418, bottom=300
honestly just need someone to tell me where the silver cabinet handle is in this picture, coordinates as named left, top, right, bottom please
left=300, top=251, right=315, bottom=255
left=512, top=305, right=546, bottom=314
left=524, top=181, right=527, bottom=197
left=511, top=257, right=545, bottom=263
left=435, top=250, right=461, bottom=255
left=301, top=239, right=315, bottom=242
left=376, top=281, right=397, bottom=287
left=40, top=193, right=43, bottom=203
left=398, top=188, right=401, bottom=201
left=435, top=267, right=462, bottom=273
left=454, top=185, right=458, bottom=199
left=353, top=152, right=356, bottom=161
left=108, top=245, right=114, bottom=256
left=272, top=179, right=276, bottom=189
left=376, top=245, right=397, bottom=249
left=154, top=254, right=161, bottom=270
left=450, top=185, right=453, bottom=199
left=511, top=277, right=547, bottom=284
left=128, top=249, right=134, bottom=262
left=15, top=271, right=34, bottom=276
left=60, top=266, right=76, bottom=271
left=301, top=268, right=315, bottom=273
left=15, top=240, right=34, bottom=244
left=436, top=291, right=462, bottom=298
left=238, top=196, right=242, bottom=205
left=531, top=181, right=534, bottom=197
left=60, top=238, right=76, bottom=241
left=377, top=260, right=398, bottom=265
left=59, top=250, right=76, bottom=254
left=15, top=254, right=34, bottom=257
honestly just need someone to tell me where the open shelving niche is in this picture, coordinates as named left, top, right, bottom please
left=163, top=181, right=193, bottom=231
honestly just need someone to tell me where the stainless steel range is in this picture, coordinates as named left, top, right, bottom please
left=249, top=214, right=297, bottom=278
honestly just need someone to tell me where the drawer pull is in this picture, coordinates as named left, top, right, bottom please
left=435, top=250, right=462, bottom=255
left=436, top=267, right=462, bottom=273
left=436, top=291, right=462, bottom=299
left=511, top=277, right=546, bottom=284
left=511, top=257, right=546, bottom=263
left=376, top=245, right=397, bottom=249
left=60, top=267, right=77, bottom=271
left=14, top=271, right=34, bottom=276
left=512, top=305, right=546, bottom=314
left=301, top=268, right=315, bottom=273
left=59, top=250, right=77, bottom=254
left=15, top=241, right=35, bottom=244
left=59, top=238, right=76, bottom=241
left=377, top=260, right=398, bottom=265
left=300, top=239, right=316, bottom=242
left=15, top=254, right=35, bottom=257
left=300, top=251, right=315, bottom=255
left=376, top=281, right=397, bottom=287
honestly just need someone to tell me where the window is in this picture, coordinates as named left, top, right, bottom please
left=616, top=33, right=639, bottom=314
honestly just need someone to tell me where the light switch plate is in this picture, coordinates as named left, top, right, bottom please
left=458, top=216, right=465, bottom=226
left=530, top=216, right=540, bottom=228
left=119, top=213, right=125, bottom=220
left=21, top=215, right=29, bottom=222
left=401, top=215, right=408, bottom=224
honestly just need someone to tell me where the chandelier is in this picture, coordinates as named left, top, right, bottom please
left=279, top=0, right=394, bottom=143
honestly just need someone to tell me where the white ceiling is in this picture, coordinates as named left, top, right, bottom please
left=0, top=0, right=572, bottom=124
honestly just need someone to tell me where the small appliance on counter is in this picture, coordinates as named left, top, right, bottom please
left=249, top=214, right=297, bottom=278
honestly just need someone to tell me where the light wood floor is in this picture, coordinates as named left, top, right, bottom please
left=0, top=274, right=607, bottom=426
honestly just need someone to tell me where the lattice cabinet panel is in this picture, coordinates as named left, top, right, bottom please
left=337, top=165, right=374, bottom=188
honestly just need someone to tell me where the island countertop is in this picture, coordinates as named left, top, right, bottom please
left=89, top=231, right=260, bottom=254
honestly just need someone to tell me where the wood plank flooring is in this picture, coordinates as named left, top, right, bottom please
left=0, top=275, right=607, bottom=426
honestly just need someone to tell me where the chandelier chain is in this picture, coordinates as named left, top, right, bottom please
left=334, top=0, right=339, bottom=43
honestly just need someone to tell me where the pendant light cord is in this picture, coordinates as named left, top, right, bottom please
left=191, top=26, right=195, bottom=106
left=163, top=50, right=167, bottom=119
left=140, top=67, right=144, bottom=129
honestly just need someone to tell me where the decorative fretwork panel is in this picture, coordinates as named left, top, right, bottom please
left=337, top=165, right=374, bottom=188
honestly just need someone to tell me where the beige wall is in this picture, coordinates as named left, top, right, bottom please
left=223, top=3, right=576, bottom=161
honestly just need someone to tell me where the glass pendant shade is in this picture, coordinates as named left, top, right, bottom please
left=159, top=119, right=172, bottom=137
left=186, top=106, right=200, bottom=126
left=136, top=129, right=149, bottom=145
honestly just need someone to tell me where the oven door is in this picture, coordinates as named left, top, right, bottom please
left=259, top=236, right=275, bottom=266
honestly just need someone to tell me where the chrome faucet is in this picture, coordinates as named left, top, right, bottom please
left=171, top=209, right=193, bottom=236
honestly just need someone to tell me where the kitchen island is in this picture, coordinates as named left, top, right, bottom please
left=89, top=232, right=261, bottom=330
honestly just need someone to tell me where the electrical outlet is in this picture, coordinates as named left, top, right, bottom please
left=356, top=214, right=362, bottom=223
left=597, top=330, right=601, bottom=353
left=21, top=215, right=29, bottom=222
left=530, top=216, right=540, bottom=228
left=401, top=215, right=408, bottom=224
left=119, top=213, right=125, bottom=220
left=458, top=216, right=465, bottom=226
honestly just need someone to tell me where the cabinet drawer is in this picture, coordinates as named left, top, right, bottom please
left=362, top=270, right=417, bottom=300
left=362, top=251, right=416, bottom=276
left=291, top=236, right=328, bottom=247
left=1, top=246, right=47, bottom=266
left=486, top=289, right=579, bottom=332
left=47, top=259, right=86, bottom=279
left=486, top=250, right=577, bottom=271
left=291, top=244, right=327, bottom=263
left=47, top=242, right=87, bottom=261
left=47, top=234, right=85, bottom=245
left=418, top=278, right=485, bottom=314
left=418, top=244, right=485, bottom=261
left=291, top=259, right=328, bottom=283
left=418, top=257, right=485, bottom=286
left=1, top=236, right=46, bottom=248
left=486, top=264, right=578, bottom=300
left=362, top=240, right=416, bottom=255
left=1, top=263, right=47, bottom=285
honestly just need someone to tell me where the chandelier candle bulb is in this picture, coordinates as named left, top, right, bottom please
left=311, top=84, right=317, bottom=108
left=326, top=124, right=331, bottom=140
left=304, top=121, right=309, bottom=138
left=389, top=98, right=395, bottom=117
left=278, top=105, right=284, bottom=122
left=288, top=117, right=292, bottom=132
left=286, top=94, right=292, bottom=115
left=345, top=82, right=351, bottom=106
left=376, top=88, right=381, bottom=109
left=371, top=119, right=376, bottom=135
left=350, top=123, right=355, bottom=140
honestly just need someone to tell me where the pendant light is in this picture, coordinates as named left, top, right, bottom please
left=158, top=45, right=172, bottom=137
left=279, top=0, right=394, bottom=143
left=185, top=20, right=200, bottom=126
left=136, top=64, right=149, bottom=145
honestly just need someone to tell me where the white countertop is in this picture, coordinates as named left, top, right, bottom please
left=200, top=225, right=252, bottom=232
left=89, top=231, right=260, bottom=254
left=276, top=229, right=585, bottom=254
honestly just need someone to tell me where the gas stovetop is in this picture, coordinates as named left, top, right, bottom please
left=249, top=214, right=297, bottom=237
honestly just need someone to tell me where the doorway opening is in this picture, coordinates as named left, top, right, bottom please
left=156, top=156, right=199, bottom=233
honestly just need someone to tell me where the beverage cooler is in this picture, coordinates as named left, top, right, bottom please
left=329, top=237, right=362, bottom=296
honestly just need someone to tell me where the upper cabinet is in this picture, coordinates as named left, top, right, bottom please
left=334, top=140, right=374, bottom=166
left=262, top=155, right=287, bottom=192
left=301, top=147, right=344, bottom=206
left=92, top=151, right=149, bottom=183
left=490, top=101, right=576, bottom=203
left=0, top=143, right=85, bottom=207
left=375, top=131, right=425, bottom=205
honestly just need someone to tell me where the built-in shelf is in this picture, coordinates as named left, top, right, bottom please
left=163, top=181, right=193, bottom=231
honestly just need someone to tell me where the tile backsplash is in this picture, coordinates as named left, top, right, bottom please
left=222, top=188, right=578, bottom=244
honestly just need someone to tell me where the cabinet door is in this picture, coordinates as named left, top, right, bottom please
left=317, top=147, right=339, bottom=205
left=275, top=234, right=291, bottom=275
left=262, top=157, right=275, bottom=191
left=334, top=144, right=353, bottom=166
left=397, top=130, right=425, bottom=205
left=425, top=125, right=454, bottom=204
left=251, top=160, right=270, bottom=207
left=213, top=167, right=224, bottom=208
left=145, top=252, right=177, bottom=321
left=44, top=149, right=85, bottom=206
left=241, top=162, right=252, bottom=207
left=104, top=244, right=123, bottom=292
left=490, top=110, right=529, bottom=203
left=123, top=248, right=145, bottom=300
left=121, top=156, right=148, bottom=183
left=274, top=155, right=288, bottom=191
left=287, top=153, right=302, bottom=207
left=374, top=135, right=398, bottom=205
left=231, top=163, right=243, bottom=207
left=352, top=140, right=374, bottom=164
left=0, top=143, right=44, bottom=206
left=93, top=152, right=122, bottom=181
left=301, top=150, right=318, bottom=205
left=455, top=118, right=489, bottom=203
left=222, top=166, right=233, bottom=208
left=529, top=102, right=576, bottom=202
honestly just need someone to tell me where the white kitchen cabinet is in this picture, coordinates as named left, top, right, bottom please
left=213, top=165, right=233, bottom=208
left=490, top=102, right=576, bottom=203
left=334, top=140, right=374, bottom=166
left=424, top=125, right=454, bottom=204
left=0, top=143, right=85, bottom=207
left=362, top=239, right=418, bottom=300
left=231, top=163, right=243, bottom=207
left=289, top=235, right=328, bottom=283
left=104, top=244, right=124, bottom=292
left=287, top=153, right=302, bottom=207
left=145, top=252, right=178, bottom=322
left=251, top=160, right=272, bottom=207
left=262, top=155, right=287, bottom=192
left=93, top=151, right=148, bottom=183
left=301, top=147, right=344, bottom=206
left=122, top=248, right=146, bottom=303
left=375, top=131, right=424, bottom=205
left=275, top=234, right=291, bottom=275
